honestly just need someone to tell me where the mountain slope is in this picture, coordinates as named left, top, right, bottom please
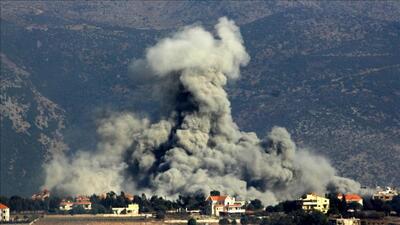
left=1, top=1, right=399, bottom=196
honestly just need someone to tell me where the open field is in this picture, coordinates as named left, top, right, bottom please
left=33, top=215, right=219, bottom=225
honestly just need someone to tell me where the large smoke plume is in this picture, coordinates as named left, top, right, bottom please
left=43, top=17, right=361, bottom=204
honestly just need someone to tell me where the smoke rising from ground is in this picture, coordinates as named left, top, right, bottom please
left=43, top=17, right=361, bottom=204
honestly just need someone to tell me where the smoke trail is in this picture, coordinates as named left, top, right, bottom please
left=43, top=17, right=361, bottom=204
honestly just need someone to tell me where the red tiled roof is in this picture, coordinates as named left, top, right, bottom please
left=74, top=201, right=91, bottom=205
left=207, top=195, right=228, bottom=201
left=0, top=203, right=9, bottom=209
left=344, top=194, right=362, bottom=201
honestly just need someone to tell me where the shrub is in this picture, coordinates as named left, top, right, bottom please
left=188, top=217, right=197, bottom=225
left=219, top=218, right=230, bottom=225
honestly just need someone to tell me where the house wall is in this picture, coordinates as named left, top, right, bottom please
left=0, top=208, right=10, bottom=222
left=300, top=194, right=330, bottom=214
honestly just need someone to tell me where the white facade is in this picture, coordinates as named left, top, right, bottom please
left=0, top=204, right=10, bottom=222
left=329, top=218, right=361, bottom=225
left=299, top=193, right=330, bottom=214
left=59, top=201, right=74, bottom=211
left=206, top=195, right=245, bottom=216
left=112, top=204, right=139, bottom=216
left=59, top=200, right=91, bottom=211
left=372, top=187, right=398, bottom=201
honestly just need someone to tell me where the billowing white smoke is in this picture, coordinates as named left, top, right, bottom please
left=43, top=17, right=361, bottom=204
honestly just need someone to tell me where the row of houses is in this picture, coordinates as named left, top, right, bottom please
left=59, top=195, right=140, bottom=216
left=59, top=196, right=93, bottom=211
left=207, top=192, right=366, bottom=217
left=2, top=186, right=396, bottom=222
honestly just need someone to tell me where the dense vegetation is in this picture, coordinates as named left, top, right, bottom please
left=0, top=191, right=399, bottom=224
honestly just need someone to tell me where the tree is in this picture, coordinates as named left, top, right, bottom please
left=347, top=202, right=363, bottom=211
left=210, top=190, right=220, bottom=196
left=240, top=215, right=249, bottom=225
left=156, top=210, right=166, bottom=219
left=265, top=203, right=284, bottom=213
left=390, top=196, right=400, bottom=214
left=91, top=203, right=107, bottom=214
left=9, top=196, right=23, bottom=212
left=90, top=194, right=101, bottom=205
left=247, top=199, right=263, bottom=211
left=219, top=218, right=230, bottom=225
left=48, top=197, right=62, bottom=211
left=188, top=218, right=197, bottom=225
left=293, top=210, right=329, bottom=225
left=0, top=196, right=9, bottom=206
left=282, top=200, right=300, bottom=213
left=326, top=193, right=340, bottom=215
left=70, top=205, right=86, bottom=215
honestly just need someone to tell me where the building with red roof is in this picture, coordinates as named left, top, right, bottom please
left=59, top=196, right=92, bottom=211
left=337, top=193, right=363, bottom=206
left=206, top=195, right=245, bottom=216
left=0, top=203, right=10, bottom=222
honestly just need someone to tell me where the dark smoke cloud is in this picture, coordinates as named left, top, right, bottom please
left=43, top=17, right=361, bottom=205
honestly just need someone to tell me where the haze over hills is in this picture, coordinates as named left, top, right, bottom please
left=1, top=1, right=399, bottom=197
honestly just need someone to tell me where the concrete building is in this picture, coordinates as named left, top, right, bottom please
left=329, top=217, right=361, bottom=225
left=73, top=201, right=92, bottom=210
left=112, top=203, right=139, bottom=216
left=59, top=200, right=74, bottom=211
left=299, top=193, right=330, bottom=214
left=59, top=197, right=92, bottom=211
left=338, top=194, right=363, bottom=206
left=206, top=195, right=245, bottom=216
left=372, top=187, right=398, bottom=202
left=31, top=189, right=50, bottom=201
left=0, top=203, right=10, bottom=222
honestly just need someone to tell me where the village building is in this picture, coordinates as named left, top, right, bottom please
left=59, top=200, right=74, bottom=211
left=206, top=195, right=246, bottom=216
left=0, top=203, right=10, bottom=222
left=372, top=187, right=398, bottom=201
left=59, top=196, right=92, bottom=211
left=329, top=217, right=361, bottom=225
left=337, top=194, right=363, bottom=206
left=298, top=193, right=330, bottom=214
left=112, top=203, right=139, bottom=216
left=73, top=201, right=92, bottom=210
left=31, top=189, right=50, bottom=201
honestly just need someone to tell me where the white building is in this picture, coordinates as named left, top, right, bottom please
left=299, top=193, right=330, bottom=214
left=329, top=217, right=361, bottom=225
left=59, top=200, right=74, bottom=211
left=372, top=187, right=398, bottom=201
left=74, top=201, right=92, bottom=210
left=0, top=203, right=10, bottom=222
left=112, top=204, right=139, bottom=216
left=206, top=195, right=245, bottom=216
left=59, top=198, right=92, bottom=211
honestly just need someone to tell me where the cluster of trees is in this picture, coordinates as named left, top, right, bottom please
left=327, top=193, right=400, bottom=216
left=0, top=191, right=210, bottom=215
left=363, top=196, right=400, bottom=215
left=0, top=195, right=61, bottom=212
left=217, top=211, right=329, bottom=225
left=3, top=190, right=399, bottom=221
left=259, top=211, right=329, bottom=225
